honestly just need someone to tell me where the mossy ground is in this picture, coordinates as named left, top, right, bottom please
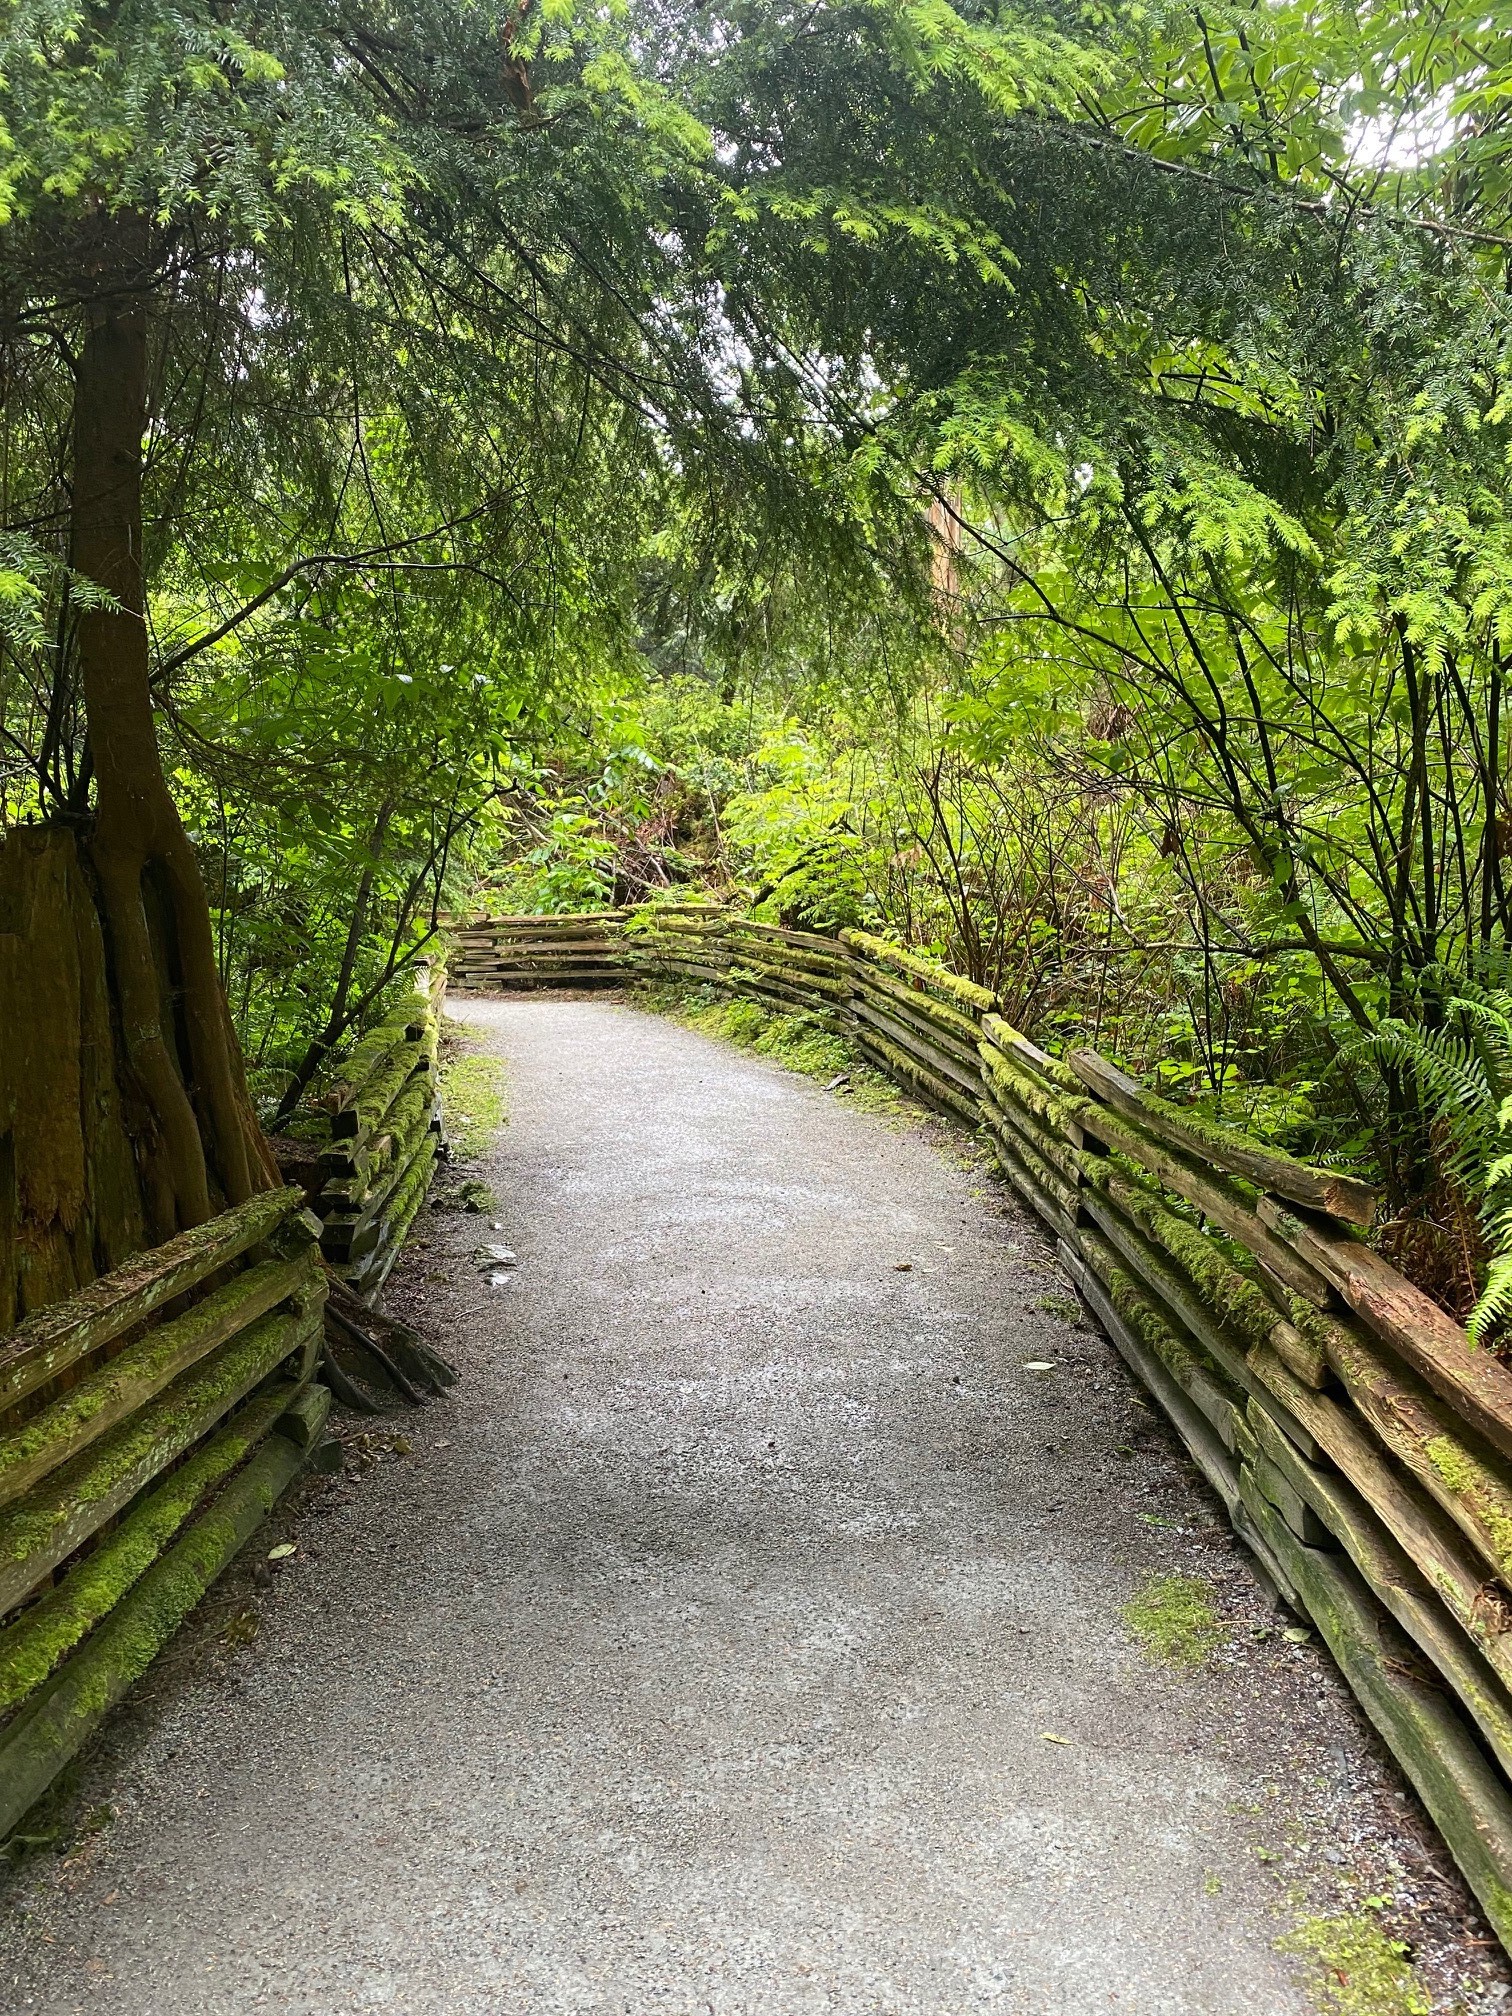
left=639, top=984, right=905, bottom=1114
left=439, top=1033, right=508, bottom=1161
left=1122, top=1571, right=1224, bottom=1669
left=1280, top=1910, right=1431, bottom=2016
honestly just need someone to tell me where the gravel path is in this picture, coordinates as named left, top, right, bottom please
left=0, top=996, right=1355, bottom=2011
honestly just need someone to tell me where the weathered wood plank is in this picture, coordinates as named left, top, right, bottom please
left=979, top=1073, right=1084, bottom=1188
left=839, top=929, right=996, bottom=1015
left=1080, top=1189, right=1253, bottom=1396
left=723, top=931, right=849, bottom=976
left=0, top=1304, right=321, bottom=1617
left=1247, top=1348, right=1512, bottom=1681
left=1058, top=1237, right=1298, bottom=1604
left=978, top=1100, right=1083, bottom=1230
left=1242, top=1484, right=1512, bottom=1950
left=1315, top=1311, right=1512, bottom=1589
left=851, top=1025, right=979, bottom=1123
left=0, top=1249, right=317, bottom=1511
left=1065, top=1097, right=1333, bottom=1307
left=1258, top=1198, right=1512, bottom=1465
left=978, top=1038, right=1089, bottom=1150
left=0, top=1379, right=297, bottom=1714
left=724, top=920, right=845, bottom=956
left=852, top=979, right=981, bottom=1069
left=0, top=1190, right=302, bottom=1416
left=976, top=1105, right=1079, bottom=1243
left=851, top=965, right=985, bottom=1051
left=1248, top=1404, right=1512, bottom=1780
left=1087, top=1165, right=1327, bottom=1388
left=852, top=999, right=981, bottom=1097
left=731, top=958, right=852, bottom=1002
left=1074, top=1225, right=1250, bottom=1455
left=981, top=1012, right=1083, bottom=1097
left=0, top=1416, right=316, bottom=1839
left=1068, top=1048, right=1378, bottom=1226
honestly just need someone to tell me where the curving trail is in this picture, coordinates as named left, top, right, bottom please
left=0, top=997, right=1317, bottom=2014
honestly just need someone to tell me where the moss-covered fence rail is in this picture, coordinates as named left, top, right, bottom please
left=305, top=958, right=447, bottom=1302
left=0, top=1186, right=330, bottom=1838
left=451, top=902, right=1512, bottom=1950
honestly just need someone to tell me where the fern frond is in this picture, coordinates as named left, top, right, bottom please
left=1447, top=996, right=1512, bottom=1100
left=1469, top=1252, right=1512, bottom=1346
left=1356, top=1019, right=1499, bottom=1187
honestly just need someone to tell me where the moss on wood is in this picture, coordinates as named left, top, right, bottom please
left=0, top=1188, right=300, bottom=1416
left=1246, top=1487, right=1512, bottom=1953
left=0, top=1424, right=310, bottom=1840
left=0, top=1303, right=315, bottom=1615
left=0, top=1378, right=295, bottom=1713
left=839, top=927, right=996, bottom=1014
left=0, top=1249, right=315, bottom=1510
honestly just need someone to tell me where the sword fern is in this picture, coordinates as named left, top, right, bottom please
left=1358, top=963, right=1512, bottom=1345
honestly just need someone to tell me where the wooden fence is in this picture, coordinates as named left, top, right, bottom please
left=305, top=958, right=447, bottom=1301
left=451, top=901, right=1512, bottom=1949
left=0, top=1186, right=329, bottom=1837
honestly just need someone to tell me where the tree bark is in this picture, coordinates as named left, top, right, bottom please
left=69, top=212, right=274, bottom=1241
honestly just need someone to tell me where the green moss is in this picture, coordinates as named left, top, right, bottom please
left=1099, top=1170, right=1278, bottom=1351
left=982, top=1046, right=1084, bottom=1134
left=841, top=927, right=996, bottom=1013
left=1279, top=1911, right=1430, bottom=2016
left=643, top=984, right=904, bottom=1111
left=1123, top=1572, right=1223, bottom=1669
left=1424, top=1434, right=1512, bottom=1576
left=1101, top=1251, right=1230, bottom=1407
left=0, top=1385, right=289, bottom=1711
left=439, top=1042, right=508, bottom=1162
left=1425, top=1435, right=1477, bottom=1498
left=0, top=1434, right=307, bottom=1840
left=0, top=1312, right=302, bottom=1584
left=0, top=1256, right=303, bottom=1503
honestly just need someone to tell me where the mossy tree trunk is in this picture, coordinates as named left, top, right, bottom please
left=0, top=215, right=274, bottom=1321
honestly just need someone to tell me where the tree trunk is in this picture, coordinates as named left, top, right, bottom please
left=67, top=212, right=274, bottom=1246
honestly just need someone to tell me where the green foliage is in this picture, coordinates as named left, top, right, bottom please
left=1358, top=967, right=1512, bottom=1342
left=672, top=990, right=852, bottom=1078
left=4, top=0, right=1510, bottom=1314
left=645, top=982, right=901, bottom=1108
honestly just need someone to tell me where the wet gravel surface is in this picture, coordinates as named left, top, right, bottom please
left=2, top=994, right=1510, bottom=2013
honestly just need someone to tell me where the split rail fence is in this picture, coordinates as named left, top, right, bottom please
left=451, top=901, right=1512, bottom=1950
left=305, top=958, right=447, bottom=1300
left=0, top=1187, right=330, bottom=1837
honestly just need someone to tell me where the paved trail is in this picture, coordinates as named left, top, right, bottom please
left=0, top=997, right=1316, bottom=2015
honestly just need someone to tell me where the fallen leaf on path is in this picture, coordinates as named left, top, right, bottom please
left=266, top=1543, right=296, bottom=1562
left=1022, top=1360, right=1056, bottom=1372
left=1282, top=1626, right=1312, bottom=1644
left=1040, top=1732, right=1072, bottom=1746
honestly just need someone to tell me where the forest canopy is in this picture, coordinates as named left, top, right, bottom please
left=2, top=0, right=1511, bottom=1310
